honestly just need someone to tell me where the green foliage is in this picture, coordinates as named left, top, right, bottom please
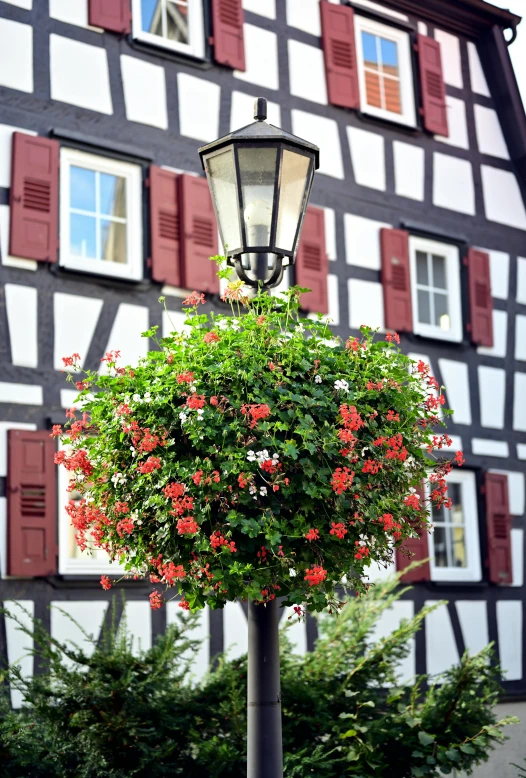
left=57, top=284, right=457, bottom=612
left=0, top=576, right=517, bottom=778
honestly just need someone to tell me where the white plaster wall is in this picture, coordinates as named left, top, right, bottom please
left=344, top=213, right=390, bottom=270
left=54, top=292, right=103, bottom=371
left=234, top=24, right=279, bottom=90
left=230, top=91, right=281, bottom=131
left=49, top=0, right=102, bottom=30
left=474, top=105, right=510, bottom=159
left=477, top=310, right=507, bottom=359
left=280, top=608, right=307, bottom=655
left=497, top=601, right=522, bottom=681
left=4, top=284, right=38, bottom=368
left=50, top=601, right=108, bottom=669
left=177, top=73, right=220, bottom=142
left=433, top=153, right=475, bottom=215
left=517, top=257, right=526, bottom=304
left=166, top=603, right=210, bottom=683
left=483, top=249, right=510, bottom=300
left=515, top=315, right=526, bottom=361
left=121, top=55, right=168, bottom=130
left=323, top=207, right=337, bottom=261
left=4, top=600, right=34, bottom=708
left=50, top=35, right=112, bottom=114
left=433, top=29, right=463, bottom=88
left=352, top=0, right=408, bottom=20
left=162, top=309, right=190, bottom=338
left=0, top=18, right=33, bottom=93
left=347, top=127, right=386, bottom=191
left=471, top=438, right=509, bottom=458
left=348, top=279, right=384, bottom=331
left=369, top=601, right=415, bottom=684
left=286, top=0, right=321, bottom=36
left=425, top=602, right=459, bottom=676
left=481, top=166, right=526, bottom=231
left=0, top=125, right=36, bottom=188
left=435, top=96, right=469, bottom=150
left=291, top=111, right=343, bottom=179
left=0, top=382, right=43, bottom=405
left=438, top=359, right=472, bottom=425
left=288, top=40, right=327, bottom=104
left=455, top=601, right=489, bottom=655
left=223, top=601, right=248, bottom=660
left=100, top=303, right=149, bottom=370
left=120, top=601, right=152, bottom=655
left=393, top=141, right=425, bottom=201
left=518, top=444, right=526, bottom=461
left=467, top=41, right=490, bottom=96
left=0, top=205, right=37, bottom=271
left=242, top=0, right=275, bottom=18
left=478, top=366, right=505, bottom=429
left=0, top=0, right=32, bottom=7
left=511, top=529, right=524, bottom=588
left=513, top=372, right=526, bottom=432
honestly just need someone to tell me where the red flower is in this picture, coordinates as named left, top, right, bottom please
left=210, top=531, right=237, bottom=553
left=149, top=590, right=163, bottom=610
left=116, top=517, right=134, bottom=537
left=203, top=331, right=220, bottom=344
left=101, top=350, right=121, bottom=363
left=386, top=410, right=400, bottom=422
left=100, top=575, right=112, bottom=591
left=385, top=332, right=400, bottom=344
left=187, top=394, right=206, bottom=410
left=256, top=315, right=266, bottom=325
left=331, top=467, right=355, bottom=494
left=50, top=424, right=62, bottom=438
left=177, top=517, right=199, bottom=535
left=241, top=403, right=271, bottom=428
left=304, top=566, right=327, bottom=586
left=192, top=470, right=203, bottom=486
left=455, top=450, right=465, bottom=466
left=210, top=396, right=219, bottom=406
left=177, top=371, right=195, bottom=384
left=139, top=456, right=161, bottom=474
left=62, top=352, right=81, bottom=367
left=164, top=482, right=186, bottom=499
left=179, top=599, right=191, bottom=610
left=305, top=528, right=320, bottom=541
left=183, top=291, right=205, bottom=306
left=161, top=562, right=185, bottom=583
left=238, top=473, right=249, bottom=489
left=354, top=542, right=370, bottom=561
left=403, top=493, right=420, bottom=511
left=330, top=522, right=347, bottom=539
left=345, top=337, right=360, bottom=352
left=340, top=404, right=364, bottom=431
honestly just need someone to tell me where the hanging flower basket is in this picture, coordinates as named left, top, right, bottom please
left=55, top=285, right=462, bottom=614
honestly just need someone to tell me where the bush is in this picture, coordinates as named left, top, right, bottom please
left=0, top=574, right=517, bottom=777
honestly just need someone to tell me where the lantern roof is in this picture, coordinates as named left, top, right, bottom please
left=198, top=97, right=320, bottom=170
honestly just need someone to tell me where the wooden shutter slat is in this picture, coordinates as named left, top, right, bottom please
left=150, top=166, right=181, bottom=287
left=418, top=34, right=449, bottom=137
left=467, top=248, right=493, bottom=347
left=211, top=0, right=245, bottom=71
left=88, top=0, right=131, bottom=34
left=486, top=473, right=512, bottom=585
left=320, top=1, right=360, bottom=110
left=7, top=430, right=57, bottom=577
left=396, top=485, right=430, bottom=582
left=179, top=175, right=219, bottom=294
left=296, top=205, right=329, bottom=315
left=9, top=133, right=59, bottom=263
left=380, top=228, right=412, bottom=333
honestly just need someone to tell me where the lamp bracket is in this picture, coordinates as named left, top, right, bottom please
left=233, top=254, right=285, bottom=290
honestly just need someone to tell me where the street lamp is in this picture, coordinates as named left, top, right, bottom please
left=198, top=97, right=319, bottom=289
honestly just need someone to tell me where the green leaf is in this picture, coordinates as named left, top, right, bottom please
left=460, top=744, right=476, bottom=755
left=418, top=732, right=435, bottom=747
left=342, top=729, right=357, bottom=738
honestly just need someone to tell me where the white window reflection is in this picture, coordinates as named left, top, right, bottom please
left=133, top=0, right=204, bottom=57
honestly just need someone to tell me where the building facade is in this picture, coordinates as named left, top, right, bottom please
left=0, top=0, right=525, bottom=768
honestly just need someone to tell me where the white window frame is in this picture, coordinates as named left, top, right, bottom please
left=354, top=15, right=416, bottom=128
left=58, top=441, right=122, bottom=576
left=131, top=0, right=205, bottom=59
left=409, top=235, right=463, bottom=343
left=428, top=470, right=482, bottom=583
left=59, top=148, right=143, bottom=282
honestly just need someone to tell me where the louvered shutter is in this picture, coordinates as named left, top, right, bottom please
left=7, top=430, right=57, bottom=577
left=88, top=0, right=131, bottom=34
left=485, top=473, right=512, bottom=585
left=149, top=166, right=181, bottom=287
left=9, top=133, right=59, bottom=262
left=417, top=34, right=449, bottom=137
left=211, top=0, right=245, bottom=71
left=179, top=175, right=219, bottom=294
left=396, top=486, right=430, bottom=582
left=380, top=228, right=412, bottom=332
left=320, top=1, right=360, bottom=110
left=296, top=205, right=329, bottom=314
left=467, top=248, right=493, bottom=347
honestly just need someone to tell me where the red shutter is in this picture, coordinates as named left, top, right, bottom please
left=179, top=175, right=219, bottom=294
left=467, top=248, right=493, bottom=348
left=396, top=486, right=430, bottom=582
left=417, top=34, right=449, bottom=137
left=9, top=133, right=59, bottom=263
left=88, top=0, right=131, bottom=34
left=7, top=430, right=57, bottom=578
left=380, top=228, right=412, bottom=333
left=211, top=0, right=245, bottom=71
left=320, top=1, right=360, bottom=110
left=296, top=206, right=329, bottom=315
left=149, top=166, right=181, bottom=287
left=485, top=473, right=512, bottom=585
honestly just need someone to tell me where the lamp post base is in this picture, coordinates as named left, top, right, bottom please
left=247, top=598, right=283, bottom=778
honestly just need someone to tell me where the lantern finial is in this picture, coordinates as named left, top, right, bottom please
left=254, top=97, right=267, bottom=121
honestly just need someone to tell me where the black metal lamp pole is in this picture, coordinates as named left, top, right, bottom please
left=247, top=599, right=283, bottom=778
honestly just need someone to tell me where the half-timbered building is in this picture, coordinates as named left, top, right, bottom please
left=0, top=0, right=525, bottom=770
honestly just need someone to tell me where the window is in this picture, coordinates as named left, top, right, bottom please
left=409, top=236, right=462, bottom=342
left=428, top=470, right=482, bottom=582
left=60, top=149, right=143, bottom=281
left=354, top=16, right=416, bottom=127
left=58, top=442, right=121, bottom=576
left=132, top=0, right=205, bottom=58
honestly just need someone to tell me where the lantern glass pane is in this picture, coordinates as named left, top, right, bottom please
left=206, top=148, right=242, bottom=253
left=275, top=149, right=312, bottom=253
left=238, top=146, right=277, bottom=247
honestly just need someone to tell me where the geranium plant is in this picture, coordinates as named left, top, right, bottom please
left=55, top=277, right=462, bottom=614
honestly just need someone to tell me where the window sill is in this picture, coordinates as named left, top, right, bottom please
left=127, top=37, right=212, bottom=70
left=355, top=109, right=422, bottom=137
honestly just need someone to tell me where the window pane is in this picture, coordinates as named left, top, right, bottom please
left=416, top=251, right=428, bottom=285
left=383, top=76, right=401, bottom=114
left=417, top=289, right=431, bottom=324
left=365, top=71, right=382, bottom=108
left=238, top=146, right=277, bottom=247
left=433, top=526, right=448, bottom=567
left=101, top=220, right=127, bottom=264
left=207, top=149, right=242, bottom=252
left=70, top=213, right=96, bottom=259
left=70, top=166, right=96, bottom=212
left=434, top=292, right=450, bottom=330
left=362, top=32, right=378, bottom=70
left=432, top=254, right=447, bottom=289
left=100, top=173, right=127, bottom=219
left=449, top=484, right=463, bottom=523
left=141, top=0, right=163, bottom=35
left=276, top=150, right=312, bottom=253
left=451, top=526, right=467, bottom=567
left=381, top=38, right=398, bottom=73
left=166, top=0, right=189, bottom=43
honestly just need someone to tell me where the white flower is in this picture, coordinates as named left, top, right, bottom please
left=197, top=408, right=204, bottom=416
left=133, top=393, right=141, bottom=403
left=272, top=453, right=279, bottom=462
left=260, top=487, right=267, bottom=496
left=190, top=384, right=197, bottom=393
left=124, top=395, right=131, bottom=404
left=334, top=379, right=349, bottom=392
left=144, top=392, right=151, bottom=403
left=179, top=412, right=188, bottom=424
left=314, top=374, right=322, bottom=384
left=295, top=323, right=305, bottom=333
left=231, top=319, right=241, bottom=332
left=137, top=519, right=143, bottom=526
left=130, top=446, right=136, bottom=457
left=111, top=472, right=127, bottom=486
left=247, top=451, right=257, bottom=462
left=217, top=319, right=229, bottom=330
left=249, top=484, right=257, bottom=495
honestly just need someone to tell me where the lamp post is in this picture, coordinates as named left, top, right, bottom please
left=199, top=100, right=319, bottom=778
left=198, top=97, right=319, bottom=289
